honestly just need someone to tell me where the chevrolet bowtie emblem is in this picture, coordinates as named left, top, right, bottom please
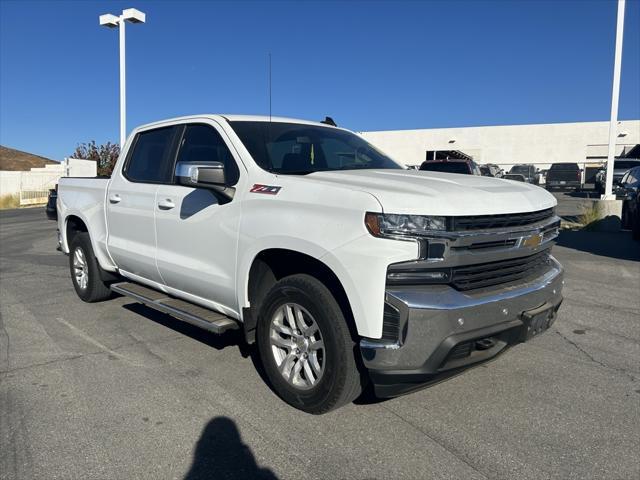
left=522, top=234, right=543, bottom=248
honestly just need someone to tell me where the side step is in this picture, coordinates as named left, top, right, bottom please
left=111, top=282, right=239, bottom=334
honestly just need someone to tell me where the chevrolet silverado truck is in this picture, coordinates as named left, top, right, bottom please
left=57, top=115, right=564, bottom=414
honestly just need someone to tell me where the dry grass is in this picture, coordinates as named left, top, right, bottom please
left=0, top=193, right=20, bottom=209
left=579, top=201, right=602, bottom=229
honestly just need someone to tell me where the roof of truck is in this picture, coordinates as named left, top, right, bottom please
left=136, top=114, right=337, bottom=131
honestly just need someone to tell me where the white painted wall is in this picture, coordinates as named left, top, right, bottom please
left=360, top=120, right=640, bottom=170
left=0, top=171, right=22, bottom=196
left=0, top=158, right=97, bottom=198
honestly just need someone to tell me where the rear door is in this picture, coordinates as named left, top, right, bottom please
left=106, top=125, right=180, bottom=285
left=154, top=121, right=244, bottom=315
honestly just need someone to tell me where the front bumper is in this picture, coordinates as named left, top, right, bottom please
left=360, top=257, right=564, bottom=397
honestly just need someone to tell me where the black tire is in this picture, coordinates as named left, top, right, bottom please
left=621, top=203, right=630, bottom=230
left=256, top=274, right=364, bottom=414
left=632, top=205, right=640, bottom=241
left=69, top=232, right=113, bottom=302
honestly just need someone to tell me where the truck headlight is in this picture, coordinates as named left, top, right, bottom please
left=365, top=212, right=447, bottom=238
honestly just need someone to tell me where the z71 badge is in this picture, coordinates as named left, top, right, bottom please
left=250, top=184, right=281, bottom=195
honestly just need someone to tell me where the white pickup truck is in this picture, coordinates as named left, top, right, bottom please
left=58, top=114, right=564, bottom=413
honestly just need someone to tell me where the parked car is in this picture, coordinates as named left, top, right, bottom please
left=503, top=173, right=526, bottom=182
left=594, top=159, right=640, bottom=194
left=546, top=163, right=582, bottom=191
left=617, top=166, right=640, bottom=240
left=480, top=164, right=503, bottom=177
left=508, top=164, right=537, bottom=183
left=419, top=159, right=481, bottom=175
left=57, top=114, right=564, bottom=413
left=46, top=185, right=57, bottom=220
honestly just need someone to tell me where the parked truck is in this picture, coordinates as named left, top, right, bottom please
left=57, top=115, right=564, bottom=413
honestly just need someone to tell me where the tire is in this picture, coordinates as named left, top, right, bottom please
left=621, top=203, right=630, bottom=230
left=69, top=232, right=113, bottom=302
left=632, top=205, right=640, bottom=241
left=256, top=274, right=364, bottom=414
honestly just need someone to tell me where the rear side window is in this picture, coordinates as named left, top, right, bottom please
left=125, top=127, right=177, bottom=183
left=550, top=163, right=579, bottom=170
left=176, top=124, right=240, bottom=185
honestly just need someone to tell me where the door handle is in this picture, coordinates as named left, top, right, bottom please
left=109, top=194, right=121, bottom=204
left=157, top=199, right=175, bottom=210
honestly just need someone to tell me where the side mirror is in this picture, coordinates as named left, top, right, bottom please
left=175, top=162, right=226, bottom=188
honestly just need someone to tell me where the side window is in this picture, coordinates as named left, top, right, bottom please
left=177, top=124, right=240, bottom=185
left=125, top=126, right=177, bottom=183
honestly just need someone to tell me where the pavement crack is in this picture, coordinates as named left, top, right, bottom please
left=381, top=405, right=490, bottom=480
left=555, top=331, right=638, bottom=382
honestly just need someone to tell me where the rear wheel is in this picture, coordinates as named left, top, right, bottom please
left=256, top=274, right=364, bottom=414
left=69, top=232, right=113, bottom=302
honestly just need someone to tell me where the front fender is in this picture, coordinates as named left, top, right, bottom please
left=237, top=234, right=418, bottom=339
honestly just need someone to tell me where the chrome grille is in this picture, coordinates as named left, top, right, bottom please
left=451, top=208, right=554, bottom=231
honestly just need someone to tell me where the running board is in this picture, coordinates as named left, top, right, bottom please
left=111, top=282, right=239, bottom=334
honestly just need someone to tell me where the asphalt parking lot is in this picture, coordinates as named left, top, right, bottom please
left=1, top=207, right=639, bottom=480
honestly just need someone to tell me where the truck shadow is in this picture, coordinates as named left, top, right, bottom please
left=121, top=303, right=253, bottom=358
left=185, top=416, right=279, bottom=480
left=556, top=230, right=640, bottom=261
left=120, top=303, right=279, bottom=403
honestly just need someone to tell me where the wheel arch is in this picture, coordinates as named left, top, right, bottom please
left=63, top=212, right=117, bottom=272
left=242, top=248, right=357, bottom=343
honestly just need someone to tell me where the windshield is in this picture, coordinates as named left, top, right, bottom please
left=510, top=165, right=533, bottom=175
left=229, top=121, right=403, bottom=174
left=420, top=162, right=470, bottom=174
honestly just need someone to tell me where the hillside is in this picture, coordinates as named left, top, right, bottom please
left=0, top=145, right=58, bottom=171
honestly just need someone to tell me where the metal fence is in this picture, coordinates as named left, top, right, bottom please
left=18, top=171, right=61, bottom=206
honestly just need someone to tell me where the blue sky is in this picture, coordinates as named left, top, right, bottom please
left=1, top=0, right=639, bottom=160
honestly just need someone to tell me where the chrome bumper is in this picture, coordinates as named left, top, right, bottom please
left=361, top=257, right=564, bottom=396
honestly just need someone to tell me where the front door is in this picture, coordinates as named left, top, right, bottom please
left=154, top=121, right=244, bottom=315
left=106, top=125, right=179, bottom=285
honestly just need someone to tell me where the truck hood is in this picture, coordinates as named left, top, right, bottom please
left=302, top=169, right=556, bottom=216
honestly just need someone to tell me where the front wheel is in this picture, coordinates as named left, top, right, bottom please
left=256, top=274, right=364, bottom=414
left=69, top=232, right=113, bottom=302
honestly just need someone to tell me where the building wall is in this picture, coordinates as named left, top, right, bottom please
left=0, top=158, right=96, bottom=197
left=360, top=120, right=640, bottom=169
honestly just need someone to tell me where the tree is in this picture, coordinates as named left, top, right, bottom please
left=70, top=141, right=120, bottom=176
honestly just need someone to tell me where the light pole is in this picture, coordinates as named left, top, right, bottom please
left=99, top=8, right=146, bottom=148
left=602, top=0, right=625, bottom=199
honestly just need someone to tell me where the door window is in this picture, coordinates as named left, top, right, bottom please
left=124, top=126, right=177, bottom=183
left=176, top=124, right=240, bottom=185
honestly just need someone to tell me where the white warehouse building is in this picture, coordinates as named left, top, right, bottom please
left=360, top=120, right=640, bottom=173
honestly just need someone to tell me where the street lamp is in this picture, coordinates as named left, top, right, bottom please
left=602, top=0, right=625, bottom=199
left=99, top=8, right=146, bottom=147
